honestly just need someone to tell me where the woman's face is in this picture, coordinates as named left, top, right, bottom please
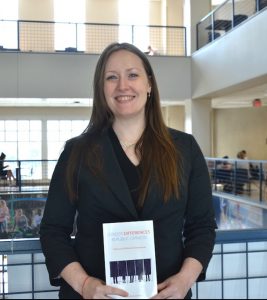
left=104, top=50, right=151, bottom=120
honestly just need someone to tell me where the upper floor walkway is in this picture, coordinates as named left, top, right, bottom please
left=0, top=6, right=266, bottom=105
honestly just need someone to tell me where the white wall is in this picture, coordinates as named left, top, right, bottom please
left=191, top=9, right=267, bottom=99
left=0, top=53, right=191, bottom=100
left=213, top=106, right=267, bottom=160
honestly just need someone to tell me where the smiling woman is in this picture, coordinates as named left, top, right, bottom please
left=104, top=50, right=151, bottom=123
left=40, top=42, right=217, bottom=300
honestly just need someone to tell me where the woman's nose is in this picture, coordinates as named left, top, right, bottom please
left=117, top=77, right=129, bottom=90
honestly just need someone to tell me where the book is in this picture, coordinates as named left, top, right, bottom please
left=103, top=220, right=157, bottom=299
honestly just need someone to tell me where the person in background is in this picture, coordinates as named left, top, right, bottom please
left=13, top=208, right=29, bottom=232
left=32, top=208, right=43, bottom=228
left=237, top=150, right=249, bottom=170
left=40, top=42, right=217, bottom=299
left=236, top=150, right=250, bottom=194
left=0, top=199, right=10, bottom=235
left=0, top=152, right=16, bottom=183
left=145, top=45, right=158, bottom=56
left=217, top=155, right=232, bottom=171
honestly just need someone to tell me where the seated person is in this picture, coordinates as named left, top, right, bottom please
left=13, top=208, right=29, bottom=231
left=235, top=151, right=250, bottom=194
left=221, top=156, right=232, bottom=170
left=216, top=156, right=232, bottom=181
left=0, top=152, right=16, bottom=183
left=249, top=163, right=259, bottom=180
left=144, top=45, right=158, bottom=56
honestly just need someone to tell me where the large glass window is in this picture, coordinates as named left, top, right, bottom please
left=54, top=0, right=86, bottom=51
left=47, top=120, right=88, bottom=159
left=0, top=120, right=42, bottom=180
left=0, top=0, right=18, bottom=49
left=0, top=120, right=42, bottom=161
left=119, top=0, right=149, bottom=51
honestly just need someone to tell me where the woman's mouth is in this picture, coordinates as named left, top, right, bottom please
left=115, top=95, right=135, bottom=103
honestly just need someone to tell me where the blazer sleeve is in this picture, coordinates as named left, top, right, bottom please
left=183, top=135, right=217, bottom=280
left=39, top=142, right=78, bottom=286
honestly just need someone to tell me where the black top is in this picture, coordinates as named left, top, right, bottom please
left=108, top=127, right=142, bottom=216
left=40, top=128, right=217, bottom=299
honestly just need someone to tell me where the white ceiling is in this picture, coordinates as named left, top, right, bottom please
left=212, top=82, right=267, bottom=108
left=0, top=98, right=92, bottom=107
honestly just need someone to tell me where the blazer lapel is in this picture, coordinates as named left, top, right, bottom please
left=100, top=133, right=139, bottom=220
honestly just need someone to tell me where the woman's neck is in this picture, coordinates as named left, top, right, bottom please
left=112, top=117, right=145, bottom=144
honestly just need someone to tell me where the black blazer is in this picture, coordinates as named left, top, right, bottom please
left=40, top=128, right=217, bottom=299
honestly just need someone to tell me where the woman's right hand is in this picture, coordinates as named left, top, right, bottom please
left=82, top=276, right=128, bottom=299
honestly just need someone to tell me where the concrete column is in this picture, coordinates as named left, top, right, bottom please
left=183, top=0, right=211, bottom=54
left=19, top=0, right=54, bottom=21
left=185, top=98, right=212, bottom=156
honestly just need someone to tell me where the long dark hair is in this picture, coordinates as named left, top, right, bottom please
left=66, top=42, right=182, bottom=206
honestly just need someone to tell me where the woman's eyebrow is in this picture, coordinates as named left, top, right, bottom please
left=105, top=67, right=142, bottom=73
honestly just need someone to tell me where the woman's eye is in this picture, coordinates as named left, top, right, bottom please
left=129, top=73, right=138, bottom=79
left=106, top=75, right=117, bottom=80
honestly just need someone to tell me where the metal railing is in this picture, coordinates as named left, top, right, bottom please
left=1, top=157, right=266, bottom=241
left=0, top=229, right=267, bottom=299
left=1, top=158, right=266, bottom=201
left=0, top=159, right=57, bottom=193
left=206, top=158, right=267, bottom=203
left=0, top=19, right=187, bottom=56
left=197, top=0, right=267, bottom=49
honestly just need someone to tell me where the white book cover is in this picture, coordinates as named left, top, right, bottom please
left=103, top=220, right=157, bottom=299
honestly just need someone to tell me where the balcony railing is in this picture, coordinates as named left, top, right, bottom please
left=0, top=229, right=267, bottom=299
left=206, top=157, right=267, bottom=203
left=0, top=19, right=187, bottom=56
left=0, top=159, right=57, bottom=193
left=196, top=0, right=267, bottom=49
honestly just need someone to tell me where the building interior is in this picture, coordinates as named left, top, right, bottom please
left=0, top=0, right=267, bottom=299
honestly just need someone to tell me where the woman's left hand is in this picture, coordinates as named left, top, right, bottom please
left=151, top=273, right=190, bottom=299
left=151, top=258, right=202, bottom=299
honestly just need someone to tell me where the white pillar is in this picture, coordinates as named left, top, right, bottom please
left=19, top=0, right=54, bottom=21
left=183, top=0, right=211, bottom=54
left=185, top=98, right=212, bottom=156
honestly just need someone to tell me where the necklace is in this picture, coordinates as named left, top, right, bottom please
left=119, top=140, right=137, bottom=149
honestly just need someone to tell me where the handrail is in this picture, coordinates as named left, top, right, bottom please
left=206, top=157, right=267, bottom=203
left=1, top=157, right=266, bottom=200
left=196, top=0, right=267, bottom=49
left=0, top=229, right=266, bottom=299
left=1, top=228, right=267, bottom=254
left=0, top=19, right=187, bottom=56
left=198, top=0, right=231, bottom=22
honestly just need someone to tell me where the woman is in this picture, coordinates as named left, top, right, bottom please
left=40, top=42, right=217, bottom=299
left=0, top=199, right=10, bottom=234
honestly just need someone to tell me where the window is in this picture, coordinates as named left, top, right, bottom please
left=119, top=0, right=149, bottom=51
left=47, top=120, right=88, bottom=160
left=0, top=120, right=42, bottom=161
left=0, top=120, right=42, bottom=180
left=54, top=0, right=86, bottom=51
left=0, top=0, right=18, bottom=49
